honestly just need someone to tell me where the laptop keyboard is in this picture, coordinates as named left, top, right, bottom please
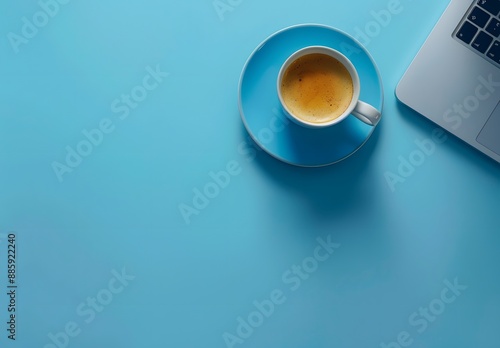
left=455, top=0, right=500, bottom=64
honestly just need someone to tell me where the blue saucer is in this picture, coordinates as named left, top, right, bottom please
left=238, top=24, right=384, bottom=167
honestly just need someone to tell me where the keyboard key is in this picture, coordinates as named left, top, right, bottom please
left=469, top=6, right=491, bottom=27
left=487, top=40, right=500, bottom=63
left=486, top=18, right=500, bottom=36
left=472, top=31, right=494, bottom=53
left=477, top=0, right=500, bottom=16
left=457, top=21, right=479, bottom=43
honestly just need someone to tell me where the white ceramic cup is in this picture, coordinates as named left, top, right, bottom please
left=277, top=46, right=381, bottom=128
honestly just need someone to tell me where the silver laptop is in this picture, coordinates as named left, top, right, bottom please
left=397, top=0, right=500, bottom=163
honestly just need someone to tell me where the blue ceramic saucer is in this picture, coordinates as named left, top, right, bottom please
left=238, top=24, right=384, bottom=167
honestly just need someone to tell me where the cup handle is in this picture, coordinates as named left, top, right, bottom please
left=352, top=101, right=381, bottom=126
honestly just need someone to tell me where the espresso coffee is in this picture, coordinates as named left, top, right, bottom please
left=280, top=53, right=354, bottom=124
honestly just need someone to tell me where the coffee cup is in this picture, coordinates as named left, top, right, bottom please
left=277, top=46, right=381, bottom=128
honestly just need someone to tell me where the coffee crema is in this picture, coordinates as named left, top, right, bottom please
left=280, top=53, right=354, bottom=124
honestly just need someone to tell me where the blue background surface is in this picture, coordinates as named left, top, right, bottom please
left=1, top=0, right=499, bottom=347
